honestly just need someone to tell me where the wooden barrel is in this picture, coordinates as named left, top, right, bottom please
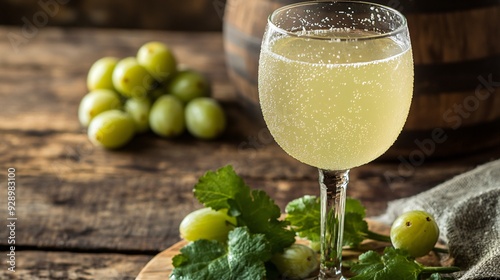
left=223, top=0, right=500, bottom=159
left=0, top=0, right=222, bottom=31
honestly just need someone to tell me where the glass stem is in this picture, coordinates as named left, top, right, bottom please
left=318, top=169, right=349, bottom=280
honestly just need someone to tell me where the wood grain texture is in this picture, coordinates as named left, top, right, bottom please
left=0, top=26, right=497, bottom=278
left=0, top=251, right=150, bottom=280
left=0, top=0, right=224, bottom=31
left=136, top=241, right=185, bottom=280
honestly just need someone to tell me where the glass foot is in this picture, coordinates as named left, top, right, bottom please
left=311, top=276, right=347, bottom=280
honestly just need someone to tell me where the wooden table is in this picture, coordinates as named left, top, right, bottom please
left=0, top=26, right=498, bottom=279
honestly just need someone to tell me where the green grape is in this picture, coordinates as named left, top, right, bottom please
left=137, top=41, right=177, bottom=83
left=185, top=97, right=226, bottom=139
left=390, top=210, right=440, bottom=257
left=124, top=98, right=151, bottom=133
left=87, top=57, right=118, bottom=91
left=87, top=110, right=135, bottom=149
left=112, top=57, right=155, bottom=99
left=271, top=244, right=319, bottom=279
left=179, top=207, right=236, bottom=242
left=167, top=70, right=211, bottom=103
left=78, top=89, right=122, bottom=127
left=149, top=95, right=185, bottom=138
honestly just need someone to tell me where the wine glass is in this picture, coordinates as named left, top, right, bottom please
left=258, top=1, right=413, bottom=279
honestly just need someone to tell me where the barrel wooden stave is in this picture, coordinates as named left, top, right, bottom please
left=408, top=6, right=500, bottom=64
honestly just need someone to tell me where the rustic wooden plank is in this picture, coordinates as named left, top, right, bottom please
left=0, top=124, right=313, bottom=252
left=0, top=0, right=224, bottom=31
left=0, top=250, right=151, bottom=280
left=1, top=121, right=496, bottom=252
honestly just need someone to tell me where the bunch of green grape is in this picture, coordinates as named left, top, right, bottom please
left=78, top=41, right=226, bottom=149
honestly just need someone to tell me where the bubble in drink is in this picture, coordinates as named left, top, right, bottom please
left=259, top=29, right=413, bottom=170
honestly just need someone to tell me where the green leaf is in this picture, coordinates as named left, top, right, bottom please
left=343, top=197, right=370, bottom=247
left=351, top=247, right=423, bottom=280
left=172, top=254, right=189, bottom=267
left=285, top=196, right=369, bottom=247
left=237, top=190, right=282, bottom=229
left=194, top=165, right=249, bottom=211
left=226, top=227, right=272, bottom=278
left=193, top=166, right=295, bottom=254
left=285, top=195, right=321, bottom=243
left=346, top=197, right=366, bottom=218
left=235, top=189, right=295, bottom=253
left=171, top=227, right=272, bottom=280
left=349, top=250, right=385, bottom=280
left=343, top=213, right=369, bottom=247
left=171, top=239, right=228, bottom=280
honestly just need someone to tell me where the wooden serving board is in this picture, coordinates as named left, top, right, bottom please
left=135, top=220, right=446, bottom=279
left=136, top=241, right=186, bottom=280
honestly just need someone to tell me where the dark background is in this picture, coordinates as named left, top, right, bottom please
left=0, top=0, right=225, bottom=31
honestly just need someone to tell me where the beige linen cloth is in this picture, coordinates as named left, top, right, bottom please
left=377, top=158, right=500, bottom=279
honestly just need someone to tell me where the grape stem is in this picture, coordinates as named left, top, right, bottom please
left=364, top=229, right=449, bottom=254
left=364, top=229, right=391, bottom=243
left=420, top=265, right=461, bottom=274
